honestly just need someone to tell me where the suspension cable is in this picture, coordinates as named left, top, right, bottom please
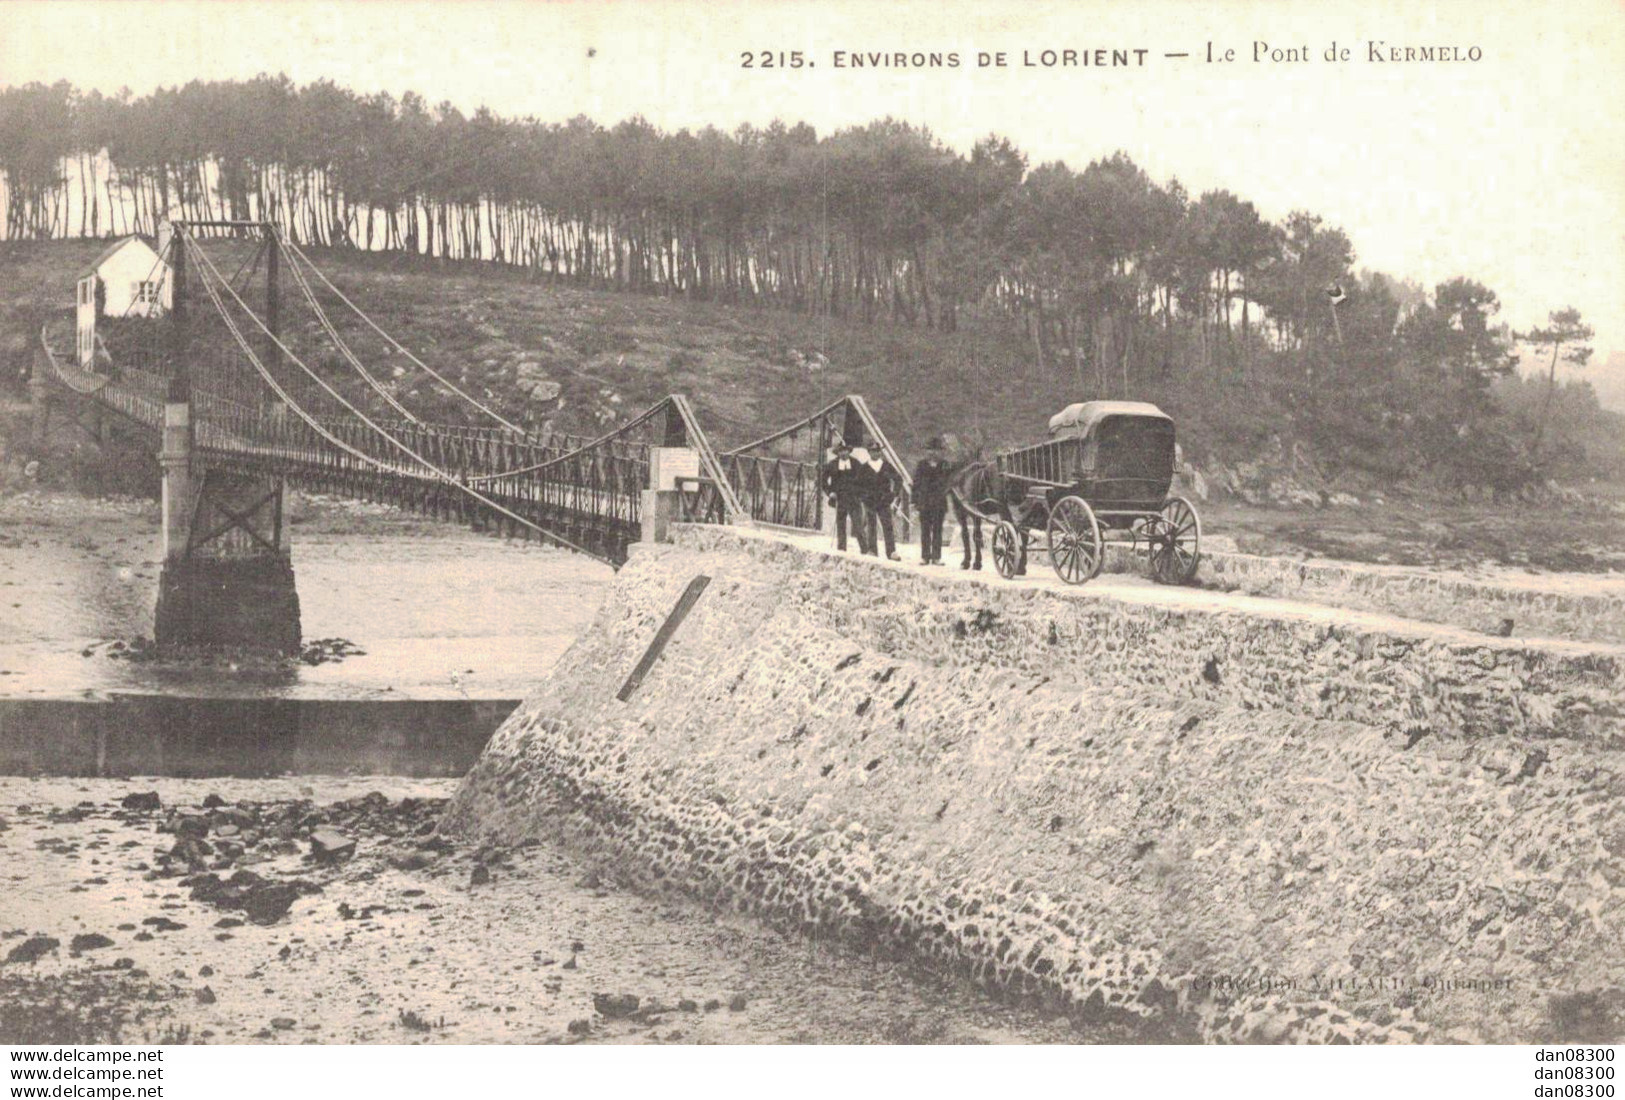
left=227, top=237, right=266, bottom=296
left=277, top=234, right=526, bottom=433
left=272, top=228, right=420, bottom=424
left=186, top=235, right=614, bottom=565
left=465, top=404, right=665, bottom=484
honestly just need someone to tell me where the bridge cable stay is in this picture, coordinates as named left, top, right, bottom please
left=99, top=229, right=243, bottom=330
left=715, top=395, right=914, bottom=534
left=274, top=231, right=742, bottom=520
left=276, top=234, right=526, bottom=434
left=462, top=402, right=671, bottom=484
left=188, top=236, right=615, bottom=564
left=457, top=394, right=747, bottom=523
left=458, top=395, right=749, bottom=527
left=270, top=228, right=422, bottom=425
left=226, top=237, right=267, bottom=297
left=184, top=235, right=617, bottom=566
left=723, top=394, right=911, bottom=493
left=272, top=233, right=733, bottom=515
left=186, top=238, right=411, bottom=462
left=666, top=394, right=748, bottom=521
left=455, top=393, right=728, bottom=493
left=843, top=394, right=913, bottom=497
left=722, top=401, right=844, bottom=458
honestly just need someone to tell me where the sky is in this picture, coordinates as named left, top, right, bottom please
left=3, top=0, right=1623, bottom=394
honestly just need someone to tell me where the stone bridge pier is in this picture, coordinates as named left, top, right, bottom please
left=152, top=392, right=301, bottom=654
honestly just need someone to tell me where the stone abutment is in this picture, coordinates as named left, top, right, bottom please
left=447, top=525, right=1625, bottom=1044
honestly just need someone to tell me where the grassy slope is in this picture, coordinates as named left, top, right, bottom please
left=275, top=243, right=1109, bottom=453
left=5, top=239, right=1623, bottom=572
left=0, top=238, right=1239, bottom=457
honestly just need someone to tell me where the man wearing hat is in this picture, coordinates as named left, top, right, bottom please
left=912, top=436, right=952, bottom=565
left=853, top=445, right=903, bottom=561
left=821, top=439, right=870, bottom=554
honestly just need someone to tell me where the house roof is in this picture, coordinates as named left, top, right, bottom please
left=77, top=235, right=162, bottom=280
left=1047, top=400, right=1170, bottom=436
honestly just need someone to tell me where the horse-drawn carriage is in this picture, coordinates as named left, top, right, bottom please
left=956, top=400, right=1201, bottom=585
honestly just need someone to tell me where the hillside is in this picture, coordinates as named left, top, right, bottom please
left=0, top=238, right=1308, bottom=461
left=7, top=238, right=1623, bottom=475
left=5, top=238, right=1625, bottom=574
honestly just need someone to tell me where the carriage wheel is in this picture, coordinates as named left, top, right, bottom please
left=1046, top=495, right=1103, bottom=585
left=991, top=520, right=1023, bottom=580
left=1149, top=496, right=1202, bottom=584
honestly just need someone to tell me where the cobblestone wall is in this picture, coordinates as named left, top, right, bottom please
left=1099, top=544, right=1625, bottom=645
left=448, top=528, right=1625, bottom=1044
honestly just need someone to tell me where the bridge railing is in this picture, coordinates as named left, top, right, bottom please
left=718, top=395, right=913, bottom=539
left=718, top=452, right=821, bottom=529
left=39, top=321, right=167, bottom=431
left=49, top=262, right=916, bottom=564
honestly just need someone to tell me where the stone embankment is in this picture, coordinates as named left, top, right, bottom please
left=447, top=525, right=1625, bottom=1043
left=1101, top=543, right=1625, bottom=645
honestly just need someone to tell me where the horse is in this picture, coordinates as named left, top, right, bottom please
left=949, top=455, right=1038, bottom=575
left=948, top=457, right=999, bottom=571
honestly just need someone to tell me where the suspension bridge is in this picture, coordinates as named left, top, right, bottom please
left=29, top=220, right=912, bottom=652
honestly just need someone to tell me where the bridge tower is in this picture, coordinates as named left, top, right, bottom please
left=642, top=400, right=705, bottom=545
left=152, top=221, right=302, bottom=655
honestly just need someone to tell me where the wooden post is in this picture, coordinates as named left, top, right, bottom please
left=616, top=575, right=710, bottom=701
left=27, top=342, right=53, bottom=446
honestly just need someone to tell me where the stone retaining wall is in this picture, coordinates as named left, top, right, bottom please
left=1104, top=544, right=1624, bottom=644
left=447, top=528, right=1625, bottom=1043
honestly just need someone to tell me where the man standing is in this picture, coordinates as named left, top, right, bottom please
left=821, top=440, right=870, bottom=553
left=853, top=445, right=903, bottom=561
left=912, top=436, right=951, bottom=565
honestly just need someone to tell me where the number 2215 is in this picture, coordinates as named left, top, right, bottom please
left=740, top=51, right=808, bottom=68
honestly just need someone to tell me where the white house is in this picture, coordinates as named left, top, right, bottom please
left=75, top=234, right=171, bottom=367
left=77, top=235, right=171, bottom=320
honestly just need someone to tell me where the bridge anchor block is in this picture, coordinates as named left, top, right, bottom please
left=641, top=445, right=699, bottom=545
left=640, top=489, right=678, bottom=545
left=154, top=556, right=302, bottom=655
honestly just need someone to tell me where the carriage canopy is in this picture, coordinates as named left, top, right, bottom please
left=1047, top=400, right=1170, bottom=438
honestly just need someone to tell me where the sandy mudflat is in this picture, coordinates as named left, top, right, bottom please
left=0, top=776, right=1108, bottom=1045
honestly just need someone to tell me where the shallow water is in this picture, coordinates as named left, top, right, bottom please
left=0, top=493, right=612, bottom=700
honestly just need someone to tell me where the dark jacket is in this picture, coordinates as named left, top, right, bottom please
left=856, top=456, right=902, bottom=507
left=912, top=456, right=951, bottom=510
left=821, top=453, right=860, bottom=498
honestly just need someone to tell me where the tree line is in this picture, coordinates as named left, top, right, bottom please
left=0, top=75, right=1607, bottom=491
